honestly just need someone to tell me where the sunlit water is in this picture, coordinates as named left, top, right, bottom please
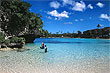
left=0, top=38, right=110, bottom=73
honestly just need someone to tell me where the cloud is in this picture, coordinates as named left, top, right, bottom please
left=55, top=18, right=58, bottom=20
left=80, top=19, right=84, bottom=21
left=96, top=2, right=104, bottom=8
left=46, top=22, right=51, bottom=24
left=47, top=10, right=69, bottom=18
left=48, top=16, right=52, bottom=19
left=46, top=16, right=52, bottom=19
left=100, top=24, right=104, bottom=26
left=68, top=12, right=74, bottom=15
left=64, top=22, right=73, bottom=24
left=74, top=19, right=84, bottom=22
left=100, top=14, right=110, bottom=21
left=72, top=1, right=86, bottom=12
left=87, top=4, right=93, bottom=9
left=62, top=0, right=75, bottom=6
left=54, top=18, right=61, bottom=20
left=89, top=17, right=92, bottom=19
left=50, top=1, right=60, bottom=9
left=74, top=19, right=78, bottom=21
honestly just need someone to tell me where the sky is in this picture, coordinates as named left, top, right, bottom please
left=23, top=0, right=110, bottom=33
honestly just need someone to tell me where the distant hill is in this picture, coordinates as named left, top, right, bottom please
left=83, top=27, right=110, bottom=39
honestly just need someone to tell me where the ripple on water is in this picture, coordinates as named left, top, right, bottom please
left=0, top=38, right=110, bottom=73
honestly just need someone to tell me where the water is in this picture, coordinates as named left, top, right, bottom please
left=0, top=38, right=110, bottom=73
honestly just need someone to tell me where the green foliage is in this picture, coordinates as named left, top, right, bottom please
left=0, top=32, right=5, bottom=43
left=0, top=32, right=5, bottom=40
left=39, top=29, right=49, bottom=37
left=0, top=33, right=25, bottom=44
left=0, top=33, right=10, bottom=44
left=83, top=27, right=110, bottom=38
left=0, top=0, right=43, bottom=36
left=10, top=37, right=25, bottom=43
left=97, top=24, right=101, bottom=29
left=77, top=30, right=82, bottom=37
left=3, top=39, right=10, bottom=44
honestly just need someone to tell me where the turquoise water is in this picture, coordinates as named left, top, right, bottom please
left=33, top=38, right=110, bottom=60
left=0, top=38, right=110, bottom=73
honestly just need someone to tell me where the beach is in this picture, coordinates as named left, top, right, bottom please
left=0, top=38, right=109, bottom=73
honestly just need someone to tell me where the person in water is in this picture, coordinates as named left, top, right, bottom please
left=40, top=42, right=44, bottom=49
left=45, top=45, right=47, bottom=53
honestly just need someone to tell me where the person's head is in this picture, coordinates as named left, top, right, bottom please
left=42, top=42, right=43, bottom=44
left=45, top=45, right=46, bottom=47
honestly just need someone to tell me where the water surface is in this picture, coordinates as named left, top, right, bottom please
left=0, top=38, right=110, bottom=73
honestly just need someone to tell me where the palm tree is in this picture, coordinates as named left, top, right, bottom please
left=97, top=24, right=101, bottom=38
left=97, top=24, right=101, bottom=29
left=77, top=30, right=82, bottom=37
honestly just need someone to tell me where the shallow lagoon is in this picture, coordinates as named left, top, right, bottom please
left=0, top=38, right=110, bottom=73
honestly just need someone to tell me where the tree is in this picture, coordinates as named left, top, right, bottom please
left=97, top=24, right=101, bottom=29
left=77, top=30, right=82, bottom=37
left=1, top=0, right=30, bottom=36
left=44, top=30, right=49, bottom=37
left=28, top=12, right=43, bottom=35
left=0, top=0, right=43, bottom=37
left=56, top=32, right=59, bottom=34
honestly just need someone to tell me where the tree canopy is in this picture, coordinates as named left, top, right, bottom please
left=0, top=0, right=43, bottom=36
left=97, top=24, right=101, bottom=29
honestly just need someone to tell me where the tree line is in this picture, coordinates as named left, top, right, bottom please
left=40, top=25, right=110, bottom=39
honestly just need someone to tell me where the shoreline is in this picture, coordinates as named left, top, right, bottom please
left=0, top=47, right=28, bottom=52
left=0, top=37, right=109, bottom=52
left=40, top=37, right=110, bottom=40
left=0, top=47, right=18, bottom=51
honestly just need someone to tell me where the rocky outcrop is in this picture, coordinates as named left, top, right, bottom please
left=7, top=43, right=25, bottom=48
left=0, top=47, right=29, bottom=52
left=0, top=42, right=28, bottom=52
left=18, top=34, right=40, bottom=43
left=1, top=43, right=7, bottom=48
left=1, top=42, right=25, bottom=48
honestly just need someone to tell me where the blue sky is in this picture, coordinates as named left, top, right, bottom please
left=24, top=0, right=110, bottom=33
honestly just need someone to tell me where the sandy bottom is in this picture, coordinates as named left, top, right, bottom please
left=0, top=50, right=109, bottom=73
left=0, top=38, right=110, bottom=73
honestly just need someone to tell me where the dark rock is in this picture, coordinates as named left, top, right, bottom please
left=7, top=43, right=24, bottom=48
left=1, top=43, right=7, bottom=48
left=18, top=34, right=40, bottom=43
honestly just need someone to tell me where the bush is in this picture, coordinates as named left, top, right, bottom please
left=4, top=39, right=10, bottom=44
left=0, top=34, right=25, bottom=48
left=0, top=35, right=25, bottom=44
left=10, top=37, right=25, bottom=43
left=0, top=32, right=5, bottom=43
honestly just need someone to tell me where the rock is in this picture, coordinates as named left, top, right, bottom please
left=18, top=34, right=39, bottom=43
left=0, top=47, right=13, bottom=51
left=1, top=44, right=7, bottom=48
left=7, top=43, right=24, bottom=48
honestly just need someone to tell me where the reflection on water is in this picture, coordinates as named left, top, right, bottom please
left=0, top=38, right=110, bottom=73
